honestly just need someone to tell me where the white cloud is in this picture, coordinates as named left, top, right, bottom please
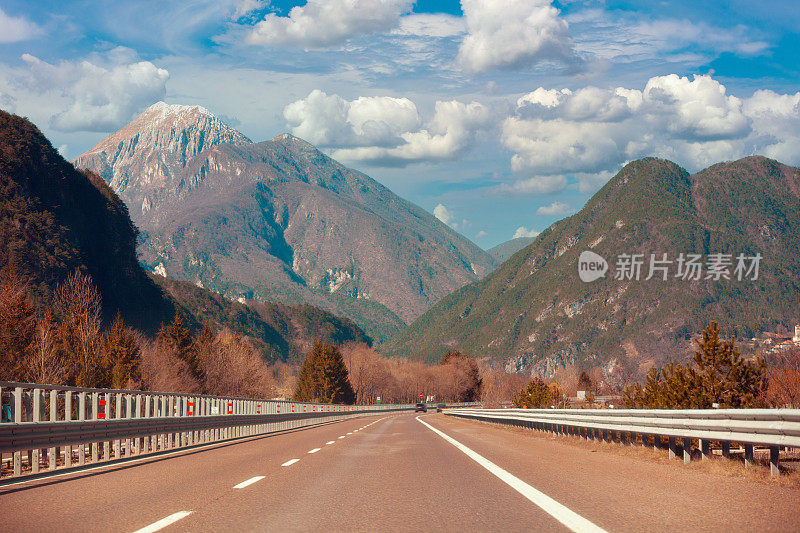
left=476, top=230, right=488, bottom=239
left=246, top=0, right=414, bottom=47
left=433, top=203, right=458, bottom=228
left=232, top=0, right=267, bottom=20
left=283, top=89, right=420, bottom=147
left=0, top=8, right=41, bottom=43
left=513, top=226, right=540, bottom=239
left=502, top=74, right=800, bottom=187
left=495, top=175, right=567, bottom=195
left=18, top=50, right=169, bottom=132
left=285, top=91, right=492, bottom=166
left=536, top=201, right=573, bottom=216
left=457, top=0, right=576, bottom=73
left=392, top=13, right=465, bottom=38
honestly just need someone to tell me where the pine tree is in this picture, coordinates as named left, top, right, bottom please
left=513, top=377, right=553, bottom=408
left=293, top=341, right=355, bottom=404
left=623, top=321, right=768, bottom=408
left=577, top=371, right=592, bottom=392
left=158, top=314, right=204, bottom=383
left=100, top=313, right=141, bottom=389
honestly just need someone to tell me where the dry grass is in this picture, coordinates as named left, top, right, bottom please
left=468, top=418, right=800, bottom=489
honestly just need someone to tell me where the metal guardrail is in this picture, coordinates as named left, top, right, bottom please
left=444, top=407, right=800, bottom=477
left=0, top=381, right=413, bottom=482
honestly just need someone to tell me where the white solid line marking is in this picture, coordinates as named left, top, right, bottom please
left=281, top=459, right=300, bottom=467
left=416, top=417, right=606, bottom=533
left=326, top=441, right=335, bottom=445
left=308, top=448, right=321, bottom=454
left=233, top=476, right=265, bottom=489
left=132, top=511, right=193, bottom=533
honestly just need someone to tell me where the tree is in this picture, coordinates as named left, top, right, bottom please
left=157, top=314, right=204, bottom=383
left=55, top=270, right=102, bottom=387
left=767, top=347, right=800, bottom=408
left=0, top=272, right=36, bottom=381
left=439, top=350, right=482, bottom=402
left=293, top=341, right=355, bottom=404
left=577, top=371, right=592, bottom=392
left=100, top=313, right=141, bottom=389
left=200, top=328, right=275, bottom=398
left=623, top=321, right=768, bottom=408
left=513, top=377, right=554, bottom=408
left=27, top=309, right=66, bottom=385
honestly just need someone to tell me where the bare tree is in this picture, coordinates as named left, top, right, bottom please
left=55, top=270, right=102, bottom=387
left=26, top=310, right=66, bottom=385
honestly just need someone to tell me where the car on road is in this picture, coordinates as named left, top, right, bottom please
left=436, top=403, right=445, bottom=412
left=414, top=402, right=427, bottom=412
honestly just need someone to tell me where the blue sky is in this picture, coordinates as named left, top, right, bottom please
left=1, top=0, right=798, bottom=248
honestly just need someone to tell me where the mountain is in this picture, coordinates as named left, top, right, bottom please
left=0, top=109, right=371, bottom=362
left=488, top=237, right=536, bottom=263
left=0, top=109, right=174, bottom=332
left=382, top=156, right=800, bottom=377
left=74, top=103, right=495, bottom=342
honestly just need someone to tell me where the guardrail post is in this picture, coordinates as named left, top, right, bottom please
left=700, top=439, right=710, bottom=460
left=114, top=393, right=122, bottom=459
left=161, top=396, right=168, bottom=449
left=32, top=389, right=41, bottom=473
left=12, top=387, right=22, bottom=476
left=49, top=389, right=58, bottom=470
left=181, top=397, right=188, bottom=446
left=668, top=436, right=677, bottom=460
left=744, top=444, right=754, bottom=468
left=144, top=395, right=152, bottom=453
left=64, top=391, right=72, bottom=467
left=91, top=392, right=99, bottom=463
left=134, top=395, right=142, bottom=455
left=125, top=394, right=133, bottom=456
left=103, top=392, right=111, bottom=460
left=721, top=441, right=730, bottom=457
left=78, top=392, right=87, bottom=464
left=770, top=446, right=780, bottom=477
left=167, top=396, right=174, bottom=449
left=683, top=438, right=692, bottom=464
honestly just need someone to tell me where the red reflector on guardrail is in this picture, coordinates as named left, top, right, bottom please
left=99, top=399, right=106, bottom=406
left=98, top=413, right=105, bottom=419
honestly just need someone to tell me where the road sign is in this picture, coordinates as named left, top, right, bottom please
left=376, top=396, right=381, bottom=405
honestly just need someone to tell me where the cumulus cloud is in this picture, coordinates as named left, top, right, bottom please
left=457, top=0, right=576, bottom=73
left=501, top=74, right=800, bottom=192
left=18, top=50, right=169, bottom=132
left=513, top=226, right=540, bottom=239
left=433, top=203, right=469, bottom=230
left=475, top=230, right=488, bottom=239
left=433, top=203, right=455, bottom=226
left=536, top=201, right=573, bottom=216
left=285, top=91, right=492, bottom=166
left=0, top=8, right=41, bottom=43
left=246, top=0, right=414, bottom=47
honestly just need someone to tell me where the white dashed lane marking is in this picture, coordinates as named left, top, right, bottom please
left=326, top=441, right=335, bottom=445
left=308, top=448, right=321, bottom=454
left=132, top=511, right=193, bottom=533
left=233, top=476, right=265, bottom=489
left=281, top=459, right=300, bottom=467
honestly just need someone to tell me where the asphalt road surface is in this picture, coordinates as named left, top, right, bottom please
left=2, top=412, right=798, bottom=532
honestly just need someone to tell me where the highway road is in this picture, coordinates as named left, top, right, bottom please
left=1, top=412, right=799, bottom=532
